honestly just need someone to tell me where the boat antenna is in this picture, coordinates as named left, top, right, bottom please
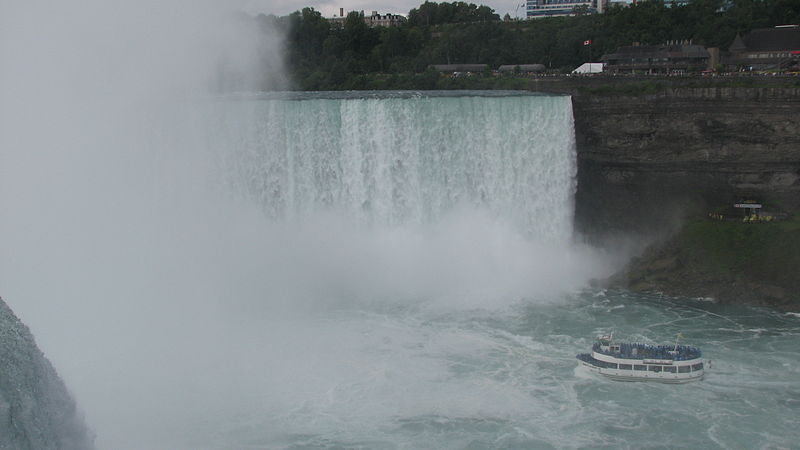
left=673, top=332, right=683, bottom=352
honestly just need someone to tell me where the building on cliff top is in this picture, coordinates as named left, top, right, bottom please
left=329, top=9, right=407, bottom=28
left=498, top=64, right=546, bottom=73
left=602, top=43, right=710, bottom=74
left=430, top=64, right=490, bottom=74
left=573, top=62, right=604, bottom=74
left=725, top=26, right=800, bottom=71
left=526, top=0, right=608, bottom=18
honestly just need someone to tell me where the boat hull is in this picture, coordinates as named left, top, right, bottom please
left=578, top=359, right=704, bottom=384
left=576, top=350, right=705, bottom=383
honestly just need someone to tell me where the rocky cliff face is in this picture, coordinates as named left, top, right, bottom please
left=567, top=85, right=800, bottom=308
left=571, top=87, right=800, bottom=240
left=0, top=297, right=94, bottom=449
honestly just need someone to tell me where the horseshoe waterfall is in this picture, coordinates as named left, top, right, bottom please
left=215, top=93, right=577, bottom=240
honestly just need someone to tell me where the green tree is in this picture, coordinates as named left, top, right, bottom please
left=273, top=0, right=798, bottom=90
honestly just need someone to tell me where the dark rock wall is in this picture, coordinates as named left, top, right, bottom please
left=0, top=298, right=94, bottom=450
left=571, top=87, right=800, bottom=240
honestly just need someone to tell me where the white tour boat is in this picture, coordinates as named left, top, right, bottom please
left=576, top=334, right=705, bottom=383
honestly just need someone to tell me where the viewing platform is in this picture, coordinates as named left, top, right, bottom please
left=708, top=200, right=788, bottom=223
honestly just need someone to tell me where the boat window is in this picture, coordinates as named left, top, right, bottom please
left=664, top=366, right=676, bottom=373
left=648, top=366, right=662, bottom=372
left=619, top=364, right=632, bottom=370
left=678, top=365, right=691, bottom=373
left=597, top=360, right=618, bottom=369
left=634, top=365, right=646, bottom=371
left=692, top=362, right=704, bottom=371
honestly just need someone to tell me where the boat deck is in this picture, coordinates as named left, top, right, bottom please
left=592, top=342, right=701, bottom=361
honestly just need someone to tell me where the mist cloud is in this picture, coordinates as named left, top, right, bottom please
left=0, top=1, right=289, bottom=447
left=0, top=2, right=612, bottom=448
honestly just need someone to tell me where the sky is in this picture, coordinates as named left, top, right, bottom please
left=242, top=0, right=526, bottom=19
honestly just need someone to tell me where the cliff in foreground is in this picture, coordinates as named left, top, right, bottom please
left=0, top=297, right=93, bottom=449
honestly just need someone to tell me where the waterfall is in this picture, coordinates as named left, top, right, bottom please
left=211, top=93, right=577, bottom=243
left=0, top=91, right=608, bottom=449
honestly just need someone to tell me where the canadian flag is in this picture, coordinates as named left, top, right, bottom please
left=583, top=39, right=592, bottom=45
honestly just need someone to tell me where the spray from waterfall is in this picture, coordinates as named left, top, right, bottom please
left=198, top=92, right=608, bottom=307
left=216, top=94, right=576, bottom=240
left=0, top=1, right=288, bottom=448
left=0, top=3, right=615, bottom=448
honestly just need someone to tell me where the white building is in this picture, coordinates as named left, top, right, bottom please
left=526, top=0, right=608, bottom=18
left=572, top=62, right=604, bottom=73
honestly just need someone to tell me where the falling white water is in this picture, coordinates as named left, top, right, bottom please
left=188, top=92, right=601, bottom=309
left=212, top=93, right=577, bottom=243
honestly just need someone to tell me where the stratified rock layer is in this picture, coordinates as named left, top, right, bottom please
left=0, top=298, right=93, bottom=449
left=569, top=85, right=800, bottom=309
left=572, top=87, right=800, bottom=239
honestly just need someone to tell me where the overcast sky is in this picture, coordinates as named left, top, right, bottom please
left=242, top=0, right=526, bottom=19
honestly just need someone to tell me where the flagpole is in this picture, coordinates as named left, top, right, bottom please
left=582, top=39, right=592, bottom=70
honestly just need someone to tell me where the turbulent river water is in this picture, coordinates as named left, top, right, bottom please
left=200, top=291, right=800, bottom=450
left=2, top=91, right=799, bottom=449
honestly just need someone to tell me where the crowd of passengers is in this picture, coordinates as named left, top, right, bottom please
left=592, top=342, right=702, bottom=361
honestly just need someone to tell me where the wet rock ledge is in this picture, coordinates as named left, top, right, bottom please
left=0, top=297, right=94, bottom=449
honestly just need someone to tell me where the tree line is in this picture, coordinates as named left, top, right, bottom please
left=253, top=0, right=800, bottom=90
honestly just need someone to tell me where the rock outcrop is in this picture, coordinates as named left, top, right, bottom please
left=563, top=82, right=800, bottom=308
left=0, top=297, right=94, bottom=449
left=608, top=217, right=800, bottom=311
left=571, top=86, right=800, bottom=240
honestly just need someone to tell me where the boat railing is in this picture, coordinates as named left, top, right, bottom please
left=593, top=342, right=701, bottom=361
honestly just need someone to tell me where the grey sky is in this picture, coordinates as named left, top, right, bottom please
left=242, top=0, right=525, bottom=19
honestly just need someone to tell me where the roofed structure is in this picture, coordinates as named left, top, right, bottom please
left=726, top=26, right=800, bottom=71
left=573, top=62, right=604, bottom=74
left=365, top=11, right=407, bottom=28
left=430, top=64, right=490, bottom=73
left=602, top=43, right=710, bottom=74
left=498, top=64, right=546, bottom=73
left=329, top=10, right=407, bottom=28
left=526, top=0, right=608, bottom=18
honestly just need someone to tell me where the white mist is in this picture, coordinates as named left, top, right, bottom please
left=0, top=3, right=616, bottom=448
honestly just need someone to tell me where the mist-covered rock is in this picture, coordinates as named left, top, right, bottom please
left=0, top=297, right=93, bottom=450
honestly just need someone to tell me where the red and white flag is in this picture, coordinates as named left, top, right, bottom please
left=583, top=39, right=592, bottom=45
